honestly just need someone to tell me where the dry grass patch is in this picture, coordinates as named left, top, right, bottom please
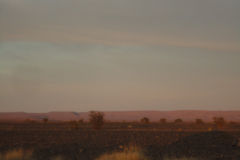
left=163, top=157, right=200, bottom=160
left=96, top=145, right=149, bottom=160
left=0, top=149, right=33, bottom=160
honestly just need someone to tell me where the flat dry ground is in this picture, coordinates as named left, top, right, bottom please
left=0, top=122, right=240, bottom=160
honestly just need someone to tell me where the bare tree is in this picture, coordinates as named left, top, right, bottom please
left=89, top=111, right=105, bottom=129
left=174, top=118, right=183, bottom=123
left=140, top=117, right=150, bottom=124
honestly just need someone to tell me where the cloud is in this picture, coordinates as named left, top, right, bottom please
left=1, top=27, right=240, bottom=52
left=0, top=0, right=240, bottom=52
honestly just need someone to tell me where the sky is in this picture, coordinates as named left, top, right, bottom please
left=0, top=0, right=240, bottom=112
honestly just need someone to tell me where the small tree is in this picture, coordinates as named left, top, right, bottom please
left=43, top=117, right=48, bottom=123
left=69, top=120, right=79, bottom=130
left=213, top=117, right=225, bottom=129
left=140, top=117, right=150, bottom=124
left=78, top=119, right=84, bottom=124
left=89, top=111, right=105, bottom=129
left=174, top=118, right=183, bottom=123
left=195, top=118, right=204, bottom=125
left=160, top=118, right=167, bottom=124
left=25, top=119, right=36, bottom=123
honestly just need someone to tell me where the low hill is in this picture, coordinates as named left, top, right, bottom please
left=0, top=110, right=240, bottom=122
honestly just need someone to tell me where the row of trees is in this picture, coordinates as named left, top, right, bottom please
left=89, top=114, right=227, bottom=129
left=89, top=114, right=226, bottom=129
left=140, top=117, right=226, bottom=126
left=40, top=112, right=228, bottom=130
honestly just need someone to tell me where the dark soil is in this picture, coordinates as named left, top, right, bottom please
left=146, top=131, right=240, bottom=160
left=0, top=122, right=240, bottom=160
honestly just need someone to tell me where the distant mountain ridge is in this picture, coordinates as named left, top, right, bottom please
left=0, top=110, right=240, bottom=122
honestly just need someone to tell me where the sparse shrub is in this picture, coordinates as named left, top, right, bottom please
left=213, top=117, right=225, bottom=129
left=50, top=155, right=65, bottom=160
left=24, top=119, right=36, bottom=124
left=160, top=118, right=167, bottom=124
left=229, top=121, right=237, bottom=125
left=89, top=111, right=105, bottom=129
left=43, top=117, right=48, bottom=123
left=195, top=119, right=204, bottom=125
left=95, top=145, right=149, bottom=160
left=78, top=119, right=84, bottom=124
left=0, top=149, right=33, bottom=160
left=177, top=128, right=183, bottom=132
left=163, top=157, right=200, bottom=160
left=69, top=120, right=79, bottom=130
left=174, top=118, right=183, bottom=123
left=68, top=119, right=85, bottom=130
left=140, top=117, right=150, bottom=124
left=208, top=127, right=212, bottom=131
left=128, top=125, right=133, bottom=129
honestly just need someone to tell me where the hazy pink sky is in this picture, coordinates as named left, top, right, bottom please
left=0, top=0, right=240, bottom=112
